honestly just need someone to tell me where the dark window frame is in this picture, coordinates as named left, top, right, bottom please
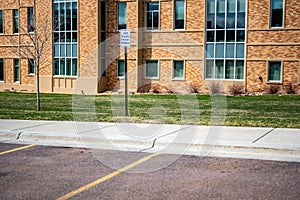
left=0, top=59, right=4, bottom=81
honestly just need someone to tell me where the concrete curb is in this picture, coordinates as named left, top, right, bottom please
left=0, top=119, right=299, bottom=162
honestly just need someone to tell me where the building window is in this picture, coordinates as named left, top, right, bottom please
left=174, top=0, right=185, bottom=29
left=146, top=2, right=159, bottom=30
left=13, top=9, right=19, bottom=33
left=117, top=60, right=125, bottom=77
left=205, top=0, right=246, bottom=80
left=28, top=59, right=34, bottom=74
left=0, top=11, right=3, bottom=34
left=271, top=0, right=284, bottom=28
left=28, top=7, right=34, bottom=32
left=100, top=1, right=106, bottom=77
left=173, top=60, right=184, bottom=79
left=53, top=0, right=78, bottom=76
left=14, top=59, right=20, bottom=82
left=268, top=61, right=282, bottom=82
left=0, top=59, right=4, bottom=81
left=117, top=2, right=126, bottom=30
left=145, top=60, right=159, bottom=78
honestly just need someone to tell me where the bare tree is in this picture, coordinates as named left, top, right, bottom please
left=10, top=10, right=54, bottom=112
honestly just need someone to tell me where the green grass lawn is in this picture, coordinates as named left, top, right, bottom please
left=0, top=92, right=299, bottom=128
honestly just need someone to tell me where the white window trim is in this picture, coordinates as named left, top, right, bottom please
left=204, top=0, right=247, bottom=81
left=117, top=59, right=125, bottom=78
left=117, top=2, right=126, bottom=30
left=267, top=60, right=283, bottom=83
left=270, top=0, right=285, bottom=28
left=145, top=2, right=160, bottom=31
left=144, top=60, right=159, bottom=79
left=173, top=0, right=186, bottom=30
left=172, top=60, right=185, bottom=80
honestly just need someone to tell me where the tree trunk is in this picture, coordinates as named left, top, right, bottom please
left=36, top=67, right=40, bottom=112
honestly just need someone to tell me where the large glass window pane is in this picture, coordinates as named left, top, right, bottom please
left=28, top=59, right=34, bottom=74
left=66, top=44, right=72, bottom=57
left=225, top=60, right=234, bottom=79
left=28, top=7, right=34, bottom=32
left=235, top=60, right=244, bottom=79
left=72, top=44, right=77, bottom=57
left=215, top=60, right=224, bottom=79
left=207, top=0, right=215, bottom=29
left=226, top=30, right=235, bottom=42
left=60, top=3, right=65, bottom=31
left=216, top=0, right=225, bottom=29
left=146, top=2, right=159, bottom=30
left=53, top=4, right=59, bottom=30
left=205, top=60, right=214, bottom=79
left=236, top=43, right=244, bottom=58
left=60, top=44, right=65, bottom=57
left=66, top=32, right=71, bottom=42
left=118, top=2, right=127, bottom=30
left=60, top=59, right=65, bottom=75
left=216, top=30, right=225, bottom=42
left=13, top=9, right=19, bottom=33
left=72, top=32, right=77, bottom=42
left=206, top=44, right=214, bottom=58
left=226, top=0, right=235, bottom=28
left=174, top=0, right=185, bottom=29
left=66, top=3, right=71, bottom=30
left=0, top=59, right=3, bottom=81
left=271, top=0, right=284, bottom=27
left=66, top=59, right=71, bottom=75
left=14, top=59, right=19, bottom=82
left=153, top=11, right=159, bottom=30
left=268, top=61, right=282, bottom=82
left=226, top=43, right=234, bottom=58
left=54, top=44, right=59, bottom=57
left=72, top=59, right=77, bottom=76
left=72, top=2, right=77, bottom=30
left=54, top=59, right=59, bottom=75
left=145, top=60, right=158, bottom=78
left=207, top=31, right=214, bottom=42
left=237, top=0, right=245, bottom=28
left=118, top=60, right=125, bottom=77
left=173, top=60, right=184, bottom=78
left=236, top=30, right=245, bottom=42
left=216, top=43, right=224, bottom=58
left=0, top=11, right=3, bottom=34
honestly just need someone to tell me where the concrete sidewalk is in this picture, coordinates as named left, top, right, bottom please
left=0, top=119, right=299, bottom=162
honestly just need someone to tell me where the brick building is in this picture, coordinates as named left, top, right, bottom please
left=0, top=0, right=299, bottom=94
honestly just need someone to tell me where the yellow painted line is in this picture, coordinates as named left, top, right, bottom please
left=0, top=144, right=36, bottom=155
left=57, top=153, right=159, bottom=200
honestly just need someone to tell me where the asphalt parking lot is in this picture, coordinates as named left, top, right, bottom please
left=1, top=143, right=300, bottom=199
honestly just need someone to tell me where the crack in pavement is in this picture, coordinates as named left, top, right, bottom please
left=139, top=125, right=193, bottom=152
left=252, top=128, right=276, bottom=144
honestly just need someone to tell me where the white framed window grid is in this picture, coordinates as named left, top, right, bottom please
left=205, top=0, right=246, bottom=80
left=144, top=60, right=159, bottom=79
left=53, top=0, right=78, bottom=76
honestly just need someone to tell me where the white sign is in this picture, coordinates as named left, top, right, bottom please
left=120, top=29, right=131, bottom=47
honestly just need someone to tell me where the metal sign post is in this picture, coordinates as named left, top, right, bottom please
left=120, top=29, right=131, bottom=116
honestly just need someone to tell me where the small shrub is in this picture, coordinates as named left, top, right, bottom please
left=229, top=83, right=244, bottom=96
left=208, top=81, right=223, bottom=94
left=284, top=83, right=298, bottom=94
left=268, top=85, right=280, bottom=94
